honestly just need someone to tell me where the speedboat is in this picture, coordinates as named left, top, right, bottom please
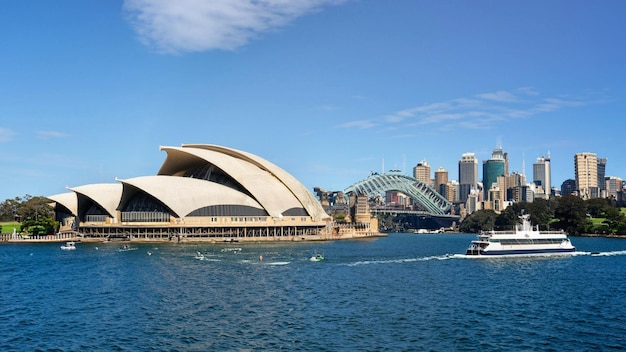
left=118, top=244, right=137, bottom=252
left=310, top=254, right=325, bottom=262
left=465, top=212, right=575, bottom=257
left=60, top=241, right=76, bottom=251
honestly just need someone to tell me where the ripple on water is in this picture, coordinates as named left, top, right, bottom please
left=2, top=237, right=626, bottom=351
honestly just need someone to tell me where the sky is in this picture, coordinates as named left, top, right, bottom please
left=1, top=0, right=625, bottom=201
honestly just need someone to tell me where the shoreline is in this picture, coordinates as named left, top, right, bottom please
left=0, top=232, right=387, bottom=244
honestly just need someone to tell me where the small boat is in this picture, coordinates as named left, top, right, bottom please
left=60, top=241, right=76, bottom=251
left=310, top=254, right=325, bottom=262
left=194, top=251, right=206, bottom=260
left=465, top=212, right=575, bottom=257
left=118, top=244, right=137, bottom=252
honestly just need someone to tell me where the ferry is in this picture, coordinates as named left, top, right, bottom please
left=465, top=212, right=575, bottom=257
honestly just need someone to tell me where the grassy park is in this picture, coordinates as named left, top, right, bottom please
left=1, top=222, right=21, bottom=234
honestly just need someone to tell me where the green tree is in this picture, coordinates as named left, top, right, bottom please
left=603, top=207, right=626, bottom=235
left=0, top=197, right=22, bottom=222
left=495, top=204, right=524, bottom=230
left=17, top=195, right=57, bottom=235
left=527, top=198, right=554, bottom=230
left=586, top=198, right=610, bottom=217
left=459, top=209, right=497, bottom=233
left=554, top=195, right=589, bottom=235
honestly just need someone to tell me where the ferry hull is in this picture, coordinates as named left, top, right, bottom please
left=467, top=247, right=576, bottom=257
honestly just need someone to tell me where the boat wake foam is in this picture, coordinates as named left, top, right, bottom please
left=265, top=261, right=290, bottom=266
left=347, top=255, right=453, bottom=266
left=581, top=250, right=626, bottom=257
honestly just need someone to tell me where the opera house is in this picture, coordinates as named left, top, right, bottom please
left=47, top=144, right=380, bottom=242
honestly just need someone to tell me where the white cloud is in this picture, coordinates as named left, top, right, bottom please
left=36, top=130, right=70, bottom=139
left=123, top=0, right=346, bottom=54
left=476, top=90, right=518, bottom=102
left=0, top=128, right=16, bottom=143
left=335, top=119, right=377, bottom=129
left=336, top=88, right=592, bottom=132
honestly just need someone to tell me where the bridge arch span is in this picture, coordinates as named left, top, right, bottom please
left=345, top=173, right=451, bottom=215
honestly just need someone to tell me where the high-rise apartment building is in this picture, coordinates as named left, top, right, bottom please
left=533, top=155, right=551, bottom=199
left=458, top=153, right=478, bottom=203
left=434, top=167, right=448, bottom=195
left=606, top=176, right=623, bottom=199
left=413, top=160, right=431, bottom=186
left=483, top=148, right=506, bottom=199
left=574, top=152, right=599, bottom=199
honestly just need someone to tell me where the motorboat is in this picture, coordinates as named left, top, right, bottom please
left=118, top=244, right=137, bottom=252
left=60, top=241, right=76, bottom=251
left=310, top=253, right=325, bottom=262
left=465, top=212, right=575, bottom=257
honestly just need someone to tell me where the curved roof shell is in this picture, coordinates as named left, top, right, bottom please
left=69, top=183, right=123, bottom=218
left=117, top=175, right=266, bottom=218
left=158, top=144, right=328, bottom=221
left=47, top=192, right=78, bottom=215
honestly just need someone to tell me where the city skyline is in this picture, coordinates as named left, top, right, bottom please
left=1, top=1, right=626, bottom=201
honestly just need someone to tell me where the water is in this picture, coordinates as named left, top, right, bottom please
left=2, top=235, right=626, bottom=351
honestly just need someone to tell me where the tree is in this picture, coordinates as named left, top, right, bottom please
left=602, top=207, right=626, bottom=235
left=586, top=198, right=610, bottom=218
left=459, top=209, right=497, bottom=233
left=17, top=195, right=57, bottom=235
left=553, top=195, right=589, bottom=235
left=527, top=198, right=554, bottom=230
left=0, top=197, right=22, bottom=222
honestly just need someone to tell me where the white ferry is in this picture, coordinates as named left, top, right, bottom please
left=465, top=213, right=575, bottom=257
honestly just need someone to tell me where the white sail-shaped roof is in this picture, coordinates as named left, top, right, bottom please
left=118, top=175, right=265, bottom=218
left=69, top=183, right=123, bottom=218
left=158, top=146, right=305, bottom=219
left=47, top=192, right=78, bottom=215
left=159, top=144, right=329, bottom=221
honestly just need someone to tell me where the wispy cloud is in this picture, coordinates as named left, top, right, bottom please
left=0, top=128, right=16, bottom=143
left=123, top=0, right=346, bottom=54
left=336, top=88, right=591, bottom=131
left=335, top=119, right=378, bottom=129
left=36, top=130, right=70, bottom=139
left=476, top=90, right=518, bottom=102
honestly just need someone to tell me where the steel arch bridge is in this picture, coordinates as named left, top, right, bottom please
left=345, top=173, right=451, bottom=215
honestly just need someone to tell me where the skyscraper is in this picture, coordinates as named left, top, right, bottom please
left=606, top=176, right=622, bottom=199
left=533, top=154, right=551, bottom=199
left=598, top=158, right=607, bottom=191
left=458, top=153, right=478, bottom=203
left=413, top=160, right=431, bottom=185
left=483, top=148, right=506, bottom=199
left=574, top=152, right=598, bottom=199
left=434, top=167, right=448, bottom=196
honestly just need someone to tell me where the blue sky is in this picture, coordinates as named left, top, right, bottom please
left=1, top=0, right=625, bottom=201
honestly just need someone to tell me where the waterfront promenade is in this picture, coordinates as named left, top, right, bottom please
left=0, top=229, right=386, bottom=244
left=0, top=231, right=82, bottom=243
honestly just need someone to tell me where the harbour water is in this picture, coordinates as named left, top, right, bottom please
left=2, top=234, right=625, bottom=351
